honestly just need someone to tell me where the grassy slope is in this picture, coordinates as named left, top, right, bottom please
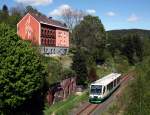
left=96, top=66, right=112, bottom=78
left=53, top=55, right=73, bottom=69
left=44, top=92, right=88, bottom=115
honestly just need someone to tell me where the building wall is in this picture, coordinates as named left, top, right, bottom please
left=56, top=29, right=69, bottom=47
left=17, top=14, right=40, bottom=45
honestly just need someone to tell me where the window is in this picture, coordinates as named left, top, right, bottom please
left=107, top=82, right=113, bottom=91
left=45, top=30, right=47, bottom=35
left=114, top=79, right=117, bottom=87
left=103, top=86, right=105, bottom=94
left=41, top=39, right=43, bottom=44
left=90, top=85, right=102, bottom=95
left=41, top=28, right=44, bottom=36
left=117, top=77, right=121, bottom=84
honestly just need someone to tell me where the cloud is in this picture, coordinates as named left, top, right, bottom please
left=127, top=14, right=139, bottom=22
left=49, top=4, right=72, bottom=16
left=106, top=11, right=116, bottom=16
left=49, top=5, right=95, bottom=17
left=14, top=0, right=53, bottom=6
left=86, top=9, right=96, bottom=15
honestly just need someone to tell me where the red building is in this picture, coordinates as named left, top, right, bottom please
left=17, top=12, right=69, bottom=56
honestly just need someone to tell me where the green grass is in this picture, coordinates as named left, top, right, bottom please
left=44, top=91, right=88, bottom=115
left=96, top=66, right=112, bottom=78
left=52, top=55, right=72, bottom=69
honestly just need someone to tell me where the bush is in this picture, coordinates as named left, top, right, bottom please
left=62, top=68, right=76, bottom=80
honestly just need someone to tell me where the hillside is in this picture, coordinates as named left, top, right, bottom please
left=107, top=29, right=150, bottom=39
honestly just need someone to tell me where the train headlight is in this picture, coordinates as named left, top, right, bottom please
left=97, top=95, right=101, bottom=98
left=89, top=95, right=93, bottom=98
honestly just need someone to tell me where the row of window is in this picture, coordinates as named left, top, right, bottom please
left=107, top=82, right=114, bottom=91
left=41, top=28, right=55, bottom=38
left=41, top=38, right=56, bottom=46
left=107, top=77, right=121, bottom=91
left=58, top=32, right=67, bottom=38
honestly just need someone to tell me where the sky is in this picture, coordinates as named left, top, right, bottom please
left=0, top=0, right=150, bottom=30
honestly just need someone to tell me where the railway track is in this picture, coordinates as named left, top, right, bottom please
left=76, top=72, right=134, bottom=115
left=76, top=103, right=99, bottom=115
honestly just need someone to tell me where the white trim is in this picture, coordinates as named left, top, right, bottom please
left=17, top=13, right=30, bottom=26
left=40, top=21, right=69, bottom=30
left=17, top=13, right=40, bottom=26
left=39, top=23, right=41, bottom=45
left=17, top=22, right=19, bottom=35
left=17, top=13, right=41, bottom=45
left=17, top=14, right=31, bottom=36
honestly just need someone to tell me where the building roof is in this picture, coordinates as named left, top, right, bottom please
left=29, top=12, right=68, bottom=30
left=91, top=73, right=121, bottom=86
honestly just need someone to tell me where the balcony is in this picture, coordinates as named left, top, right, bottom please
left=41, top=38, right=56, bottom=46
left=41, top=28, right=56, bottom=39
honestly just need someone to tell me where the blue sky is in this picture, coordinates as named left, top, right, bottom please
left=0, top=0, right=150, bottom=30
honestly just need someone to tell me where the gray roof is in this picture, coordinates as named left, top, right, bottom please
left=29, top=12, right=68, bottom=30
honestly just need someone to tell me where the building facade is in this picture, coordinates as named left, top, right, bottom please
left=17, top=12, right=69, bottom=56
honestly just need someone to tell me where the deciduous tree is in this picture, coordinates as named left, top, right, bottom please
left=0, top=23, right=47, bottom=114
left=72, top=15, right=106, bottom=64
left=71, top=50, right=88, bottom=85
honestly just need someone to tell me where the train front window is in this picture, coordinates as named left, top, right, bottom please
left=90, top=85, right=102, bottom=95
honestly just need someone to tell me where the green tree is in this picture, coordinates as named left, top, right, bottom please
left=0, top=4, right=9, bottom=24
left=9, top=6, right=24, bottom=27
left=25, top=5, right=42, bottom=16
left=88, top=67, right=98, bottom=82
left=71, top=49, right=88, bottom=85
left=72, top=15, right=106, bottom=63
left=122, top=35, right=135, bottom=64
left=125, top=58, right=150, bottom=115
left=46, top=57, right=63, bottom=85
left=0, top=23, right=47, bottom=114
left=132, top=34, right=143, bottom=62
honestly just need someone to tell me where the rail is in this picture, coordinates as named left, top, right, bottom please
left=76, top=72, right=134, bottom=115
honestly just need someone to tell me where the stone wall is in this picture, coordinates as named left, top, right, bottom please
left=46, top=77, right=76, bottom=105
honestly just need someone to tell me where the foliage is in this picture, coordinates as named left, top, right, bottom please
left=42, top=57, right=75, bottom=85
left=114, top=54, right=130, bottom=73
left=44, top=92, right=88, bottom=115
left=107, top=29, right=150, bottom=40
left=88, top=67, right=98, bottom=82
left=71, top=50, right=88, bottom=85
left=62, top=68, right=76, bottom=80
left=72, top=15, right=106, bottom=64
left=107, top=103, right=119, bottom=115
left=96, top=66, right=112, bottom=78
left=125, top=58, right=150, bottom=115
left=25, top=5, right=43, bottom=16
left=122, top=34, right=143, bottom=64
left=107, top=34, right=144, bottom=65
left=42, top=57, right=63, bottom=85
left=0, top=23, right=47, bottom=114
left=0, top=4, right=9, bottom=24
left=0, top=4, right=44, bottom=28
left=122, top=36, right=136, bottom=64
left=143, top=37, right=150, bottom=57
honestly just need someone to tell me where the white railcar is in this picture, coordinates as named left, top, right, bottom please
left=89, top=73, right=121, bottom=103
